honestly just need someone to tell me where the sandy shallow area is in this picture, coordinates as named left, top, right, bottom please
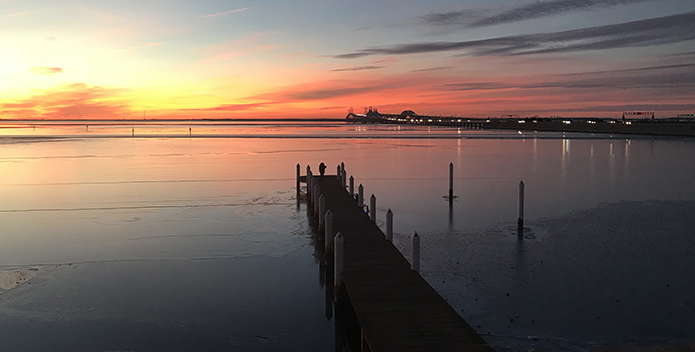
left=0, top=268, right=40, bottom=291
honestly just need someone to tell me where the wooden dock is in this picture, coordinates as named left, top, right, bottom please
left=305, top=172, right=493, bottom=352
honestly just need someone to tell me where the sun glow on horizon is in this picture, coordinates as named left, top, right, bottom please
left=1, top=0, right=694, bottom=120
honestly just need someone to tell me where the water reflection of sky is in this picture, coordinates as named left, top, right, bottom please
left=1, top=124, right=694, bottom=351
left=0, top=121, right=646, bottom=139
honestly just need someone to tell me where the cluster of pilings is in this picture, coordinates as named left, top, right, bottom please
left=297, top=161, right=528, bottom=290
left=298, top=163, right=423, bottom=280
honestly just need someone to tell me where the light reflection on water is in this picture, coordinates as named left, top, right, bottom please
left=1, top=123, right=694, bottom=351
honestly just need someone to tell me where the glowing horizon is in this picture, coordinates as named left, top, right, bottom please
left=1, top=0, right=694, bottom=119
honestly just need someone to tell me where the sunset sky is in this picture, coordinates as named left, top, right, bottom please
left=1, top=0, right=694, bottom=119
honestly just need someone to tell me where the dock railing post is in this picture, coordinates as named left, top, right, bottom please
left=449, top=162, right=454, bottom=200
left=358, top=184, right=364, bottom=207
left=296, top=163, right=300, bottom=192
left=370, top=194, right=376, bottom=222
left=307, top=167, right=312, bottom=199
left=325, top=210, right=333, bottom=252
left=518, top=181, right=525, bottom=235
left=313, top=184, right=320, bottom=217
left=386, top=209, right=393, bottom=241
left=319, top=194, right=326, bottom=228
left=334, top=232, right=344, bottom=290
left=341, top=170, right=347, bottom=189
left=349, top=176, right=354, bottom=196
left=411, top=232, right=420, bottom=273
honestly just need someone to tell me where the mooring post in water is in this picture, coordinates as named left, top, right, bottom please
left=518, top=181, right=525, bottom=235
left=411, top=231, right=420, bottom=273
left=449, top=162, right=454, bottom=201
left=349, top=176, right=354, bottom=196
left=334, top=232, right=344, bottom=290
left=296, top=163, right=300, bottom=192
left=341, top=162, right=345, bottom=173
left=336, top=165, right=341, bottom=181
left=341, top=170, right=347, bottom=188
left=386, top=209, right=393, bottom=241
left=325, top=210, right=333, bottom=252
left=319, top=195, right=326, bottom=228
left=358, top=184, right=364, bottom=207
left=370, top=194, right=376, bottom=222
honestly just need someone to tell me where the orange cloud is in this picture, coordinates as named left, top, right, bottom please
left=1, top=83, right=129, bottom=119
left=29, top=67, right=64, bottom=76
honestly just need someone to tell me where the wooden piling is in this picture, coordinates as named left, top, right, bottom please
left=334, top=232, right=344, bottom=289
left=449, top=162, right=454, bottom=200
left=370, top=194, right=376, bottom=222
left=319, top=194, right=326, bottom=228
left=358, top=184, right=364, bottom=207
left=314, top=184, right=320, bottom=216
left=518, top=181, right=525, bottom=235
left=296, top=163, right=301, bottom=192
left=349, top=176, right=354, bottom=196
left=386, top=209, right=393, bottom=242
left=411, top=232, right=420, bottom=273
left=325, top=210, right=333, bottom=252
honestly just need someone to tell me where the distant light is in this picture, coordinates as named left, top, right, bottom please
left=518, top=120, right=525, bottom=123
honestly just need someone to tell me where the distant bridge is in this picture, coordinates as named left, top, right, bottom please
left=345, top=109, right=489, bottom=129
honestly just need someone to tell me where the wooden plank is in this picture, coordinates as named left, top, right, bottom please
left=312, top=175, right=494, bottom=352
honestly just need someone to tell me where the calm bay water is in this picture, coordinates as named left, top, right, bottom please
left=1, top=121, right=694, bottom=351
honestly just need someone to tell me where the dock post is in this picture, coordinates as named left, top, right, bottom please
left=449, top=162, right=454, bottom=201
left=358, top=184, right=364, bottom=207
left=370, top=194, right=376, bottom=222
left=341, top=170, right=347, bottom=188
left=296, top=163, right=300, bottom=192
left=307, top=167, right=312, bottom=199
left=518, top=181, right=525, bottom=235
left=411, top=232, right=420, bottom=273
left=337, top=165, right=341, bottom=181
left=314, top=184, right=321, bottom=217
left=386, top=209, right=393, bottom=241
left=334, top=232, right=344, bottom=289
left=319, top=194, right=326, bottom=228
left=341, top=162, right=344, bottom=173
left=349, top=176, right=354, bottom=196
left=325, top=210, right=333, bottom=252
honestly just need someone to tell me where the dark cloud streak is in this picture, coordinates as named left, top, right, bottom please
left=330, top=65, right=384, bottom=72
left=334, top=12, right=695, bottom=58
left=420, top=0, right=654, bottom=28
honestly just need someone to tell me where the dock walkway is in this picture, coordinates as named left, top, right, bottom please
left=309, top=174, right=493, bottom=352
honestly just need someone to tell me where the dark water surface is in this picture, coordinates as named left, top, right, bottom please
left=1, top=122, right=694, bottom=351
